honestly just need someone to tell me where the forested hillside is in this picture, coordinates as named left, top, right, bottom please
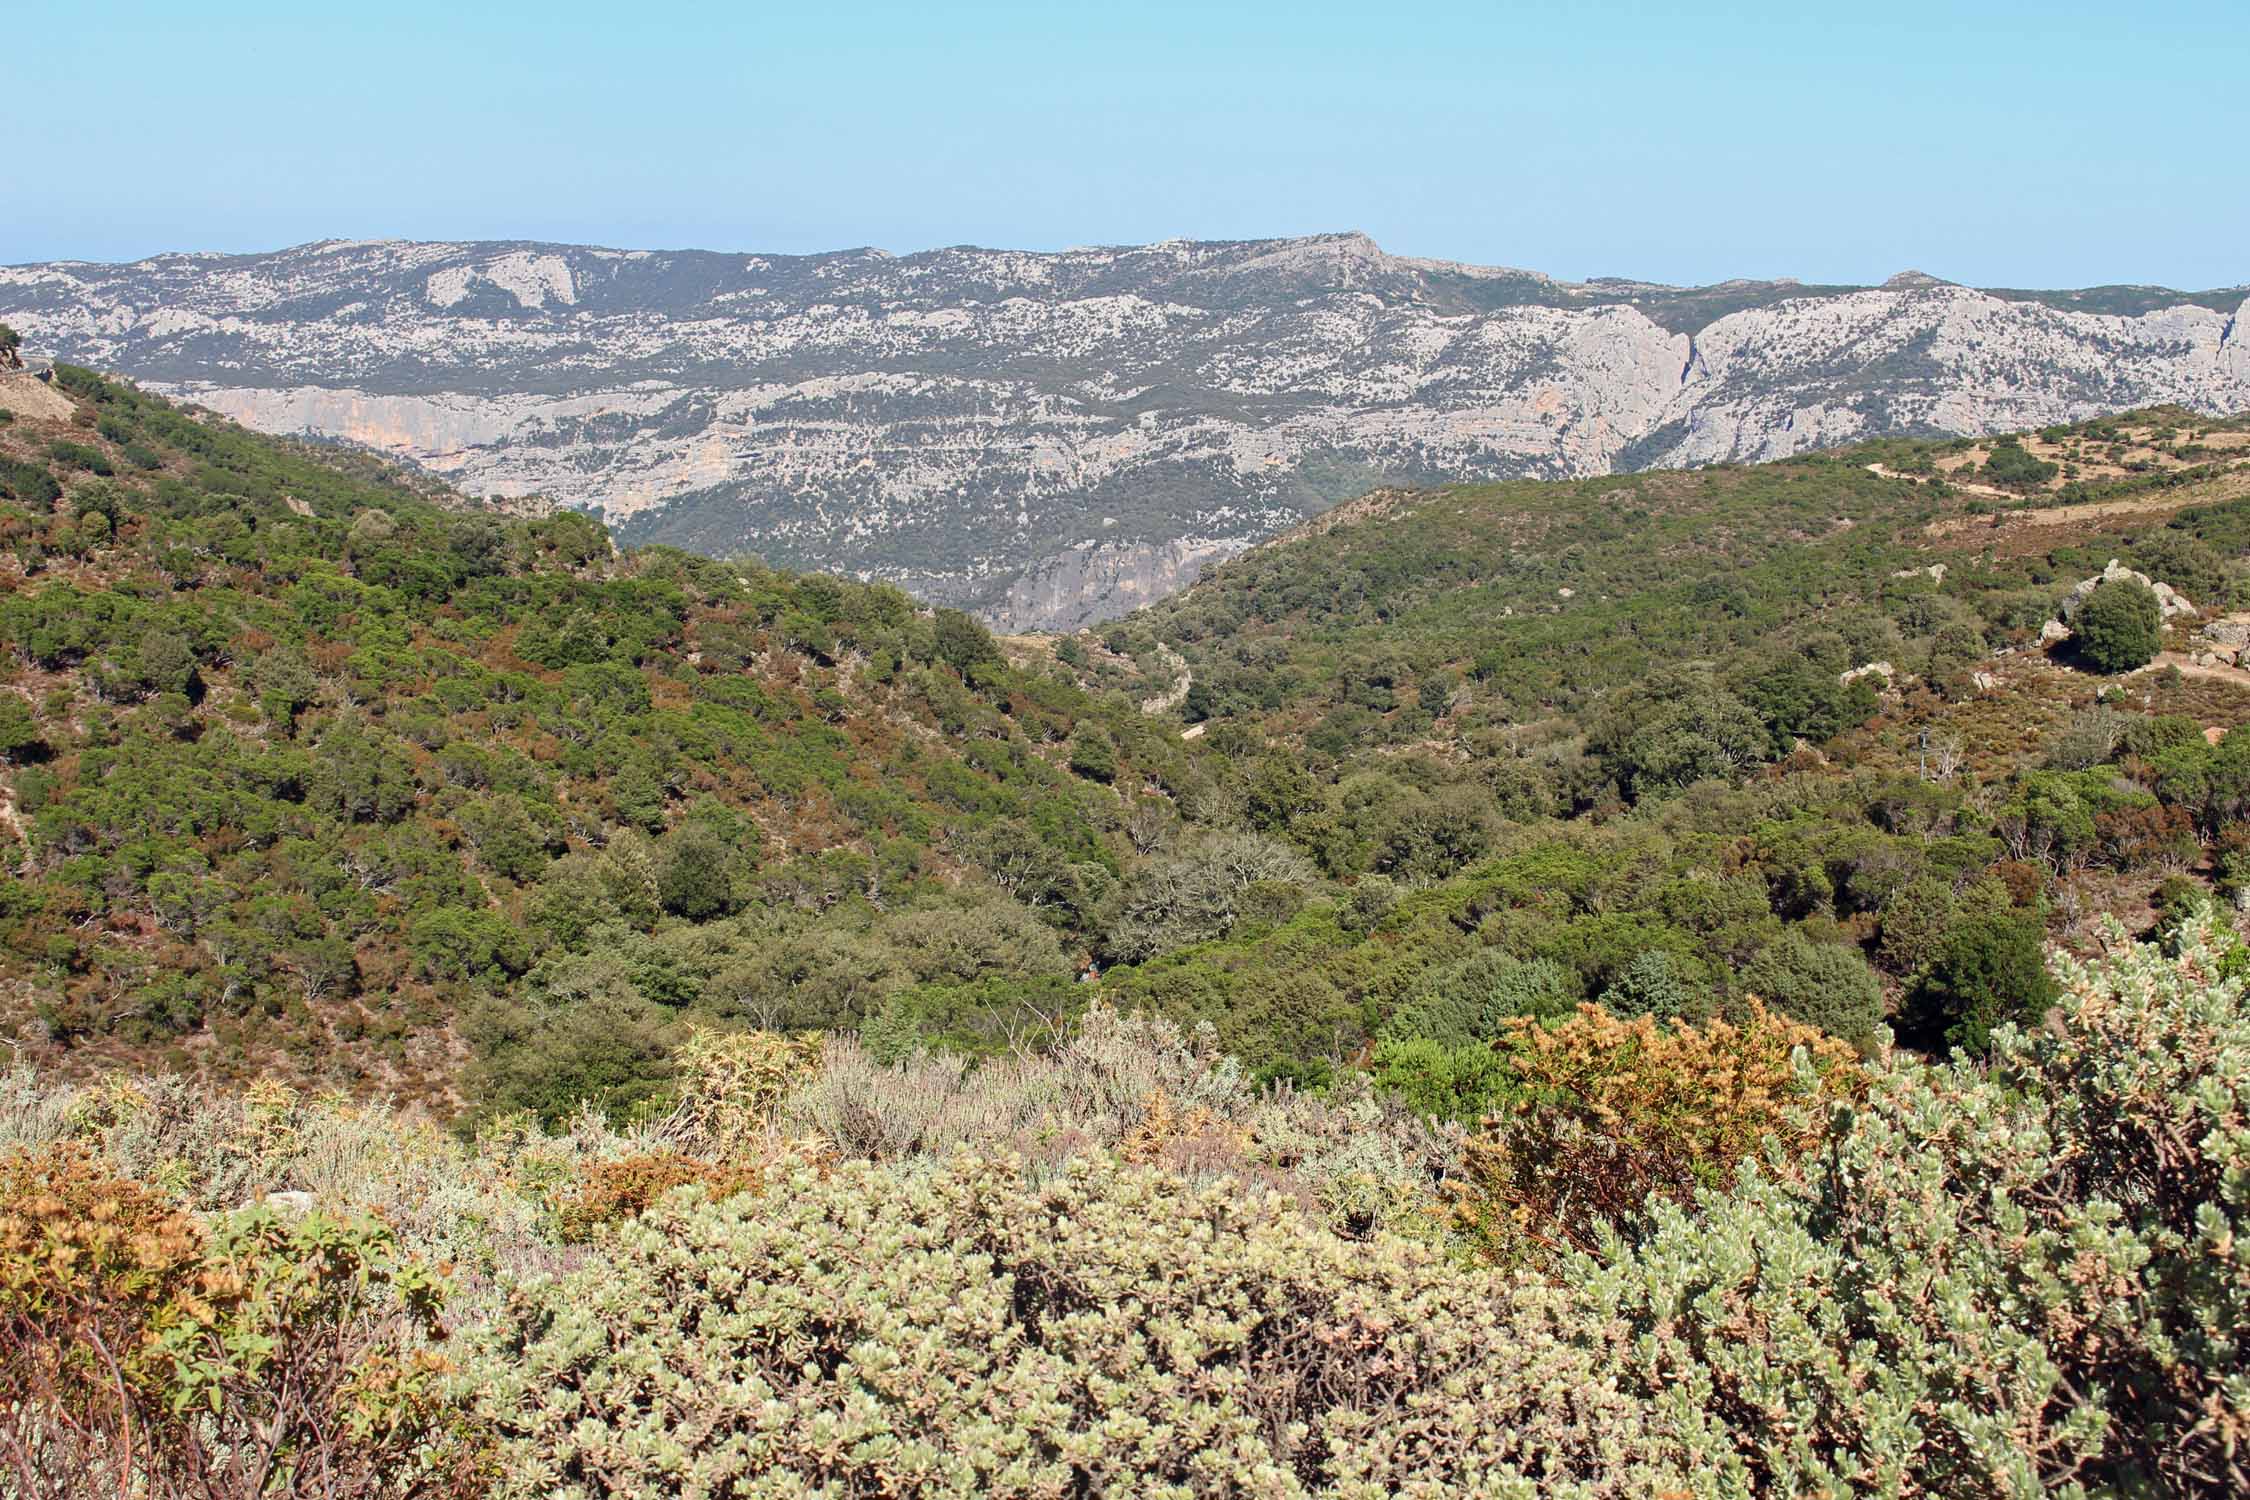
left=0, top=366, right=1176, bottom=1110
left=7, top=365, right=2250, bottom=1124
left=6, top=364, right=2250, bottom=1497
left=1062, top=410, right=2250, bottom=1089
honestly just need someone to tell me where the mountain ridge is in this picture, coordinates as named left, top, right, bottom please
left=5, top=233, right=2247, bottom=629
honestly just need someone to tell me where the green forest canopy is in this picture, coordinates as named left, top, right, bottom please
left=3, top=368, right=2250, bottom=1121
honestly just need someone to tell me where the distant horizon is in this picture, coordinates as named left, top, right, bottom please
left=9, top=231, right=2245, bottom=298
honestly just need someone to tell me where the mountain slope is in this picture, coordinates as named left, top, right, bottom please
left=1102, top=409, right=2250, bottom=763
left=4, top=235, right=2245, bottom=628
left=10, top=365, right=2250, bottom=1118
left=0, top=368, right=1174, bottom=1105
left=1040, top=410, right=2250, bottom=1066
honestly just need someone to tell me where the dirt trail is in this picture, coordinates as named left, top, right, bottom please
left=2141, top=651, right=2250, bottom=688
left=1140, top=644, right=1192, bottom=715
left=1923, top=467, right=2250, bottom=537
left=1865, top=462, right=2012, bottom=499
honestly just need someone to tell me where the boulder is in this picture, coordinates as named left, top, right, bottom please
left=1839, top=660, right=1895, bottom=686
left=2057, top=559, right=2196, bottom=624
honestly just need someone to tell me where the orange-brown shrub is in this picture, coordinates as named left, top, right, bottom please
left=2095, top=802, right=2198, bottom=872
left=0, top=1144, right=486, bottom=1499
left=556, top=1151, right=764, bottom=1243
left=1117, top=1087, right=1250, bottom=1172
left=1455, top=1000, right=1860, bottom=1257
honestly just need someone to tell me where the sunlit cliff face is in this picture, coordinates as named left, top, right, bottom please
left=6, top=235, right=2245, bottom=627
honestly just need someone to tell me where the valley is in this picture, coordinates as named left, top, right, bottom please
left=7, top=342, right=2250, bottom=1500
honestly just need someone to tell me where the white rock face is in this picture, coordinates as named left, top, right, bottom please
left=3, top=234, right=2246, bottom=627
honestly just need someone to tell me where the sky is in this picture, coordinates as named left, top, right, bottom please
left=6, top=0, right=2245, bottom=289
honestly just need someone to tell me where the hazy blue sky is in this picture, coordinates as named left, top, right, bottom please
left=7, top=0, right=2243, bottom=288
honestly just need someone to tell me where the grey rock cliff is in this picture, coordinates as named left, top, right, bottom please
left=4, top=234, right=2245, bottom=628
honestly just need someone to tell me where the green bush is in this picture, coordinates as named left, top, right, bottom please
left=656, top=822, right=738, bottom=920
left=1385, top=949, right=1577, bottom=1044
left=2073, top=578, right=2163, bottom=673
left=1597, top=948, right=1697, bottom=1020
left=0, top=698, right=44, bottom=763
left=1367, top=1035, right=1512, bottom=1121
left=1740, top=929, right=1886, bottom=1047
left=1067, top=728, right=1118, bottom=783
left=1899, top=909, right=2057, bottom=1053
left=1980, top=438, right=2058, bottom=489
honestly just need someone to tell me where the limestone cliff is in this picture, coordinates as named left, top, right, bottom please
left=4, top=234, right=2244, bottom=627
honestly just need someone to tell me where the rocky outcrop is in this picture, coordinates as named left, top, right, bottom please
left=2196, top=616, right=2250, bottom=666
left=4, top=235, right=2246, bottom=627
left=0, top=370, right=74, bottom=424
left=985, top=536, right=1245, bottom=634
left=2059, top=560, right=2198, bottom=623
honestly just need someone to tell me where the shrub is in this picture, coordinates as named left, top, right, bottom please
left=1575, top=911, right=2250, bottom=1496
left=11, top=914, right=2250, bottom=1495
left=1592, top=684, right=1770, bottom=801
left=1385, top=950, right=1578, bottom=1045
left=0, top=1146, right=483, bottom=1498
left=45, top=438, right=113, bottom=476
left=2042, top=705, right=2125, bottom=770
left=659, top=1025, right=822, bottom=1156
left=786, top=1005, right=1458, bottom=1236
left=1595, top=947, right=1697, bottom=1020
left=1101, top=832, right=1316, bottom=962
left=468, top=1156, right=1680, bottom=1498
left=1980, top=438, right=2058, bottom=489
left=1739, top=929, right=1886, bottom=1047
left=931, top=607, right=1000, bottom=673
left=1067, top=728, right=1118, bottom=782
left=0, top=697, right=44, bottom=763
left=0, top=457, right=60, bottom=507
left=2074, top=577, right=2163, bottom=674
left=1340, top=871, right=1398, bottom=932
left=554, top=1151, right=763, bottom=1242
left=1456, top=1001, right=1859, bottom=1256
left=467, top=990, right=682, bottom=1127
left=1368, top=1035, right=1513, bottom=1122
left=655, top=821, right=737, bottom=919
left=1899, top=909, right=2058, bottom=1053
